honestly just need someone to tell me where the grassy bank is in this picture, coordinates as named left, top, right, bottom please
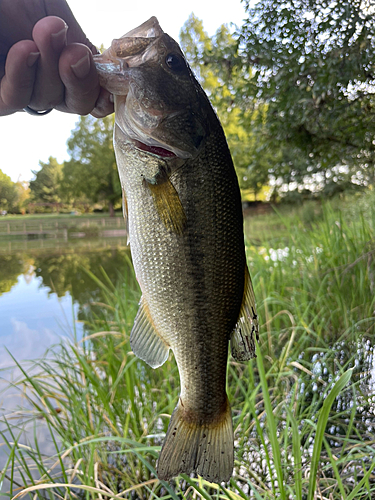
left=0, top=214, right=126, bottom=251
left=1, top=198, right=375, bottom=499
left=0, top=213, right=123, bottom=221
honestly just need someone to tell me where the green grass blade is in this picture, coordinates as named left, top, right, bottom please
left=255, top=340, right=285, bottom=500
left=286, top=406, right=302, bottom=500
left=345, top=459, right=375, bottom=500
left=322, top=436, right=347, bottom=499
left=180, top=475, right=213, bottom=500
left=307, top=368, right=353, bottom=499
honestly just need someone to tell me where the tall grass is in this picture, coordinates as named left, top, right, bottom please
left=1, top=201, right=375, bottom=499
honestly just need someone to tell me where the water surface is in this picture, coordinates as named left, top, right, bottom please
left=0, top=237, right=131, bottom=364
left=0, top=235, right=134, bottom=494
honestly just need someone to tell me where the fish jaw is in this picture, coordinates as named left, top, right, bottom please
left=94, top=58, right=130, bottom=95
left=119, top=16, right=163, bottom=38
left=92, top=18, right=163, bottom=96
left=115, top=96, right=198, bottom=160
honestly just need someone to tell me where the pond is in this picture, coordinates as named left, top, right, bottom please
left=0, top=236, right=132, bottom=361
left=0, top=234, right=135, bottom=493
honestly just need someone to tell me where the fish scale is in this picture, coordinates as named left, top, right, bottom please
left=94, top=16, right=259, bottom=483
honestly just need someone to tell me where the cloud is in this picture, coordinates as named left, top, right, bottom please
left=0, top=319, right=61, bottom=369
left=0, top=319, right=63, bottom=412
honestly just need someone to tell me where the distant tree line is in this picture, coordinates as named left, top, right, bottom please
left=0, top=169, right=29, bottom=214
left=2, top=1, right=373, bottom=214
left=0, top=115, right=120, bottom=215
left=29, top=115, right=120, bottom=216
left=4, top=115, right=120, bottom=216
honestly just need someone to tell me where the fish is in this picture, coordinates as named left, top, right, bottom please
left=93, top=17, right=259, bottom=484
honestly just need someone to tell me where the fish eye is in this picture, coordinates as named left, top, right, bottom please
left=165, top=53, right=185, bottom=72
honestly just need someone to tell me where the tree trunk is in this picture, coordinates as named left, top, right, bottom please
left=109, top=201, right=115, bottom=217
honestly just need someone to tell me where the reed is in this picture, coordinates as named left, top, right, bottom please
left=1, top=198, right=375, bottom=499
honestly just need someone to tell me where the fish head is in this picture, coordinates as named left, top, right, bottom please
left=94, top=17, right=212, bottom=159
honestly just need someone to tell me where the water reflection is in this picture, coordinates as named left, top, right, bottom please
left=0, top=239, right=133, bottom=338
left=0, top=237, right=134, bottom=418
left=0, top=237, right=135, bottom=496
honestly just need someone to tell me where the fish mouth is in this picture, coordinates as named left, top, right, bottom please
left=132, top=139, right=177, bottom=158
left=115, top=95, right=194, bottom=159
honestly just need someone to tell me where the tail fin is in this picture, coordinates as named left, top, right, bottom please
left=157, top=399, right=234, bottom=483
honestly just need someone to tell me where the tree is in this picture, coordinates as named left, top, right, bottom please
left=0, top=169, right=18, bottom=212
left=180, top=15, right=271, bottom=200
left=0, top=255, right=25, bottom=296
left=63, top=115, right=121, bottom=216
left=14, top=180, right=30, bottom=213
left=239, top=0, right=375, bottom=195
left=29, top=157, right=63, bottom=208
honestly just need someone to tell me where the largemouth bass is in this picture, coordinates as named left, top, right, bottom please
left=94, top=17, right=259, bottom=483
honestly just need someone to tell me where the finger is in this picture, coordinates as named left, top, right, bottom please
left=0, top=40, right=39, bottom=116
left=57, top=43, right=100, bottom=114
left=30, top=16, right=68, bottom=110
left=91, top=88, right=114, bottom=118
left=44, top=0, right=99, bottom=54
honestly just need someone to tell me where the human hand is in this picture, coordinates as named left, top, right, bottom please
left=0, top=0, right=113, bottom=117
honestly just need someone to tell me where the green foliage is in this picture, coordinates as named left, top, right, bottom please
left=1, top=201, right=375, bottom=498
left=0, top=169, right=19, bottom=212
left=0, top=254, right=25, bottom=295
left=240, top=0, right=375, bottom=195
left=13, top=181, right=30, bottom=213
left=63, top=115, right=121, bottom=216
left=29, top=157, right=63, bottom=207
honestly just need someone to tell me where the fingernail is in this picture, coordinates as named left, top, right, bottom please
left=51, top=25, right=68, bottom=50
left=109, top=94, right=114, bottom=103
left=71, top=53, right=91, bottom=79
left=27, top=52, right=40, bottom=67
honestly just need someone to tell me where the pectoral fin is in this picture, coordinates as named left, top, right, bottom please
left=130, top=296, right=170, bottom=368
left=122, top=187, right=129, bottom=243
left=146, top=176, right=186, bottom=235
left=230, top=265, right=259, bottom=361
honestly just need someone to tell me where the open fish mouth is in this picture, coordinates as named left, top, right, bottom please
left=93, top=54, right=191, bottom=159
left=114, top=94, right=194, bottom=159
left=132, top=139, right=177, bottom=158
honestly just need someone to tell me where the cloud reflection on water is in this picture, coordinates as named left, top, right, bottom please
left=1, top=319, right=60, bottom=371
left=0, top=320, right=64, bottom=497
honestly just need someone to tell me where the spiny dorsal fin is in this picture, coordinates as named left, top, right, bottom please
left=146, top=176, right=186, bottom=235
left=230, top=265, right=259, bottom=361
left=130, top=296, right=170, bottom=368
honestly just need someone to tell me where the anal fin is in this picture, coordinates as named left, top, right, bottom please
left=130, top=296, right=170, bottom=368
left=230, top=265, right=259, bottom=361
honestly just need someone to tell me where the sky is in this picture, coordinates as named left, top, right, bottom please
left=0, top=0, right=248, bottom=183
